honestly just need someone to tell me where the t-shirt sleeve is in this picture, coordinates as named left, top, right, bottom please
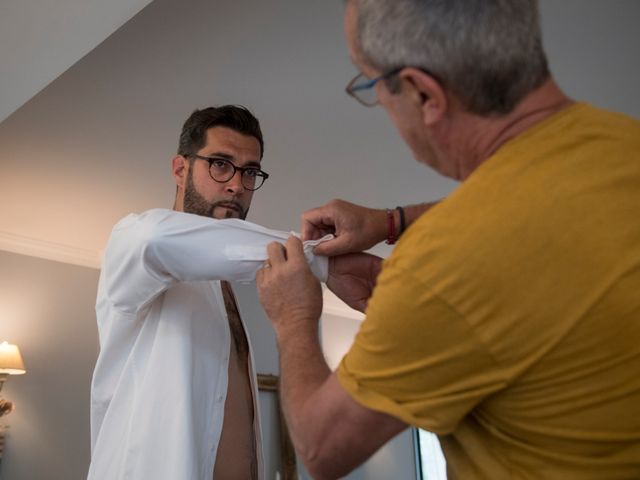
left=336, top=261, right=508, bottom=435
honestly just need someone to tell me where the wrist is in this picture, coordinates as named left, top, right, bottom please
left=367, top=208, right=390, bottom=245
left=274, top=314, right=320, bottom=342
left=384, top=206, right=406, bottom=245
left=385, top=209, right=397, bottom=245
left=396, top=205, right=406, bottom=235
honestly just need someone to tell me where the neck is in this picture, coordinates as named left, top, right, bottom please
left=173, top=190, right=184, bottom=212
left=438, top=78, right=573, bottom=180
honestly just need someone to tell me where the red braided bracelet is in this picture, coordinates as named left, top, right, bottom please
left=385, top=209, right=397, bottom=245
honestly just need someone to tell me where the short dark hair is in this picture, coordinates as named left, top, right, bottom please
left=177, top=105, right=264, bottom=158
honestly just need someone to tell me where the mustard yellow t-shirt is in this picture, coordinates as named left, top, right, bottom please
left=337, top=103, right=640, bottom=479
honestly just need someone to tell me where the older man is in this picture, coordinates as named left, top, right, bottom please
left=257, top=1, right=640, bottom=479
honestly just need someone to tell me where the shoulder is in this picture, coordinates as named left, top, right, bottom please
left=112, top=208, right=178, bottom=230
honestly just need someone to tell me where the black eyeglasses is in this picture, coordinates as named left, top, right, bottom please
left=190, top=155, right=269, bottom=191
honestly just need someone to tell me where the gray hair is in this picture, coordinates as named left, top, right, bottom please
left=352, top=0, right=550, bottom=114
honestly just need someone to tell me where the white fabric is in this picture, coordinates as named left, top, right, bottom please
left=88, top=208, right=329, bottom=480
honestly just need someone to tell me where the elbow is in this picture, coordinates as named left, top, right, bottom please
left=305, top=463, right=339, bottom=480
left=293, top=432, right=334, bottom=480
left=305, top=461, right=355, bottom=480
left=300, top=445, right=357, bottom=480
left=302, top=455, right=336, bottom=480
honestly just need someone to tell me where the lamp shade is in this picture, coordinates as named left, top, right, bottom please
left=0, top=341, right=26, bottom=375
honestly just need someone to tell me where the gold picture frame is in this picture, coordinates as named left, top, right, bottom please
left=258, top=374, right=297, bottom=480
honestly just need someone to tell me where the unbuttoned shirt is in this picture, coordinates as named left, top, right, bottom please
left=88, top=209, right=328, bottom=480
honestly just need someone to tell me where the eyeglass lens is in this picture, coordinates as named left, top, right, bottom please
left=209, top=158, right=266, bottom=190
left=355, top=79, right=379, bottom=105
left=348, top=73, right=379, bottom=106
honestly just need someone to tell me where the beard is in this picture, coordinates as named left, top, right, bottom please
left=183, top=169, right=248, bottom=220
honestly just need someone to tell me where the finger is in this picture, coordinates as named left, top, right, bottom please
left=285, top=236, right=306, bottom=264
left=266, top=241, right=287, bottom=265
left=261, top=259, right=272, bottom=272
left=301, top=208, right=332, bottom=241
left=312, top=235, right=351, bottom=257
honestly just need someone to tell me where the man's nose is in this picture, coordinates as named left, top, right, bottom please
left=225, top=170, right=245, bottom=194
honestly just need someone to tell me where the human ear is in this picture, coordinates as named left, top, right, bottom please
left=400, top=68, right=447, bottom=126
left=172, top=155, right=188, bottom=190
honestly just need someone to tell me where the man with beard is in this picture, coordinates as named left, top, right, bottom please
left=88, top=106, right=328, bottom=480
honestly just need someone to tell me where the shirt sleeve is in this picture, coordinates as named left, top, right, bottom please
left=336, top=261, right=508, bottom=435
left=101, top=208, right=328, bottom=314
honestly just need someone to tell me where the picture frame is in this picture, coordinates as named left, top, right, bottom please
left=257, top=374, right=297, bottom=480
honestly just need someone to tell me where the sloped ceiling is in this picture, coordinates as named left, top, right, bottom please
left=0, top=0, right=154, bottom=124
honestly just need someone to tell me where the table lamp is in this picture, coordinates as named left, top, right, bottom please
left=0, top=341, right=26, bottom=418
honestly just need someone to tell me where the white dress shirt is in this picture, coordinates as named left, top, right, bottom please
left=88, top=208, right=328, bottom=480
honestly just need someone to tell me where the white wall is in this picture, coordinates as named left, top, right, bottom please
left=540, top=0, right=640, bottom=117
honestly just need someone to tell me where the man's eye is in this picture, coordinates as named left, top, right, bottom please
left=243, top=168, right=260, bottom=178
left=211, top=159, right=230, bottom=170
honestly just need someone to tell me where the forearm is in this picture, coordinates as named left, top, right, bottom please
left=276, top=321, right=375, bottom=480
left=258, top=237, right=406, bottom=478
left=276, top=320, right=331, bottom=462
left=390, top=201, right=438, bottom=240
left=365, top=201, right=439, bottom=245
left=139, top=211, right=305, bottom=283
left=105, top=209, right=328, bottom=308
left=277, top=321, right=405, bottom=479
left=404, top=201, right=437, bottom=226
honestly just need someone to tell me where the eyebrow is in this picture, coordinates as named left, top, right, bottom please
left=203, top=152, right=262, bottom=168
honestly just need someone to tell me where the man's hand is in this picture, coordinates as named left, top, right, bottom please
left=328, top=253, right=383, bottom=313
left=301, top=199, right=387, bottom=256
left=257, top=236, right=323, bottom=336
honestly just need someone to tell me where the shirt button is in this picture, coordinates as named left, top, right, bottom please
left=217, top=395, right=224, bottom=402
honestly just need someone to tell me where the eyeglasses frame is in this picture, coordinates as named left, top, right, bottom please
left=345, top=67, right=405, bottom=107
left=189, top=154, right=269, bottom=191
left=346, top=66, right=437, bottom=107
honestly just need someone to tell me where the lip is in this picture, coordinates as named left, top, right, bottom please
left=216, top=202, right=241, bottom=212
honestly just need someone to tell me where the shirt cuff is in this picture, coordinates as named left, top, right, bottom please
left=302, top=234, right=333, bottom=283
